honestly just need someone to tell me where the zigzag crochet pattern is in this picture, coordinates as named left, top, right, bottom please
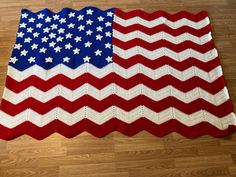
left=0, top=7, right=236, bottom=140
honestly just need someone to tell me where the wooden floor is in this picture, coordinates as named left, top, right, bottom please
left=0, top=0, right=236, bottom=176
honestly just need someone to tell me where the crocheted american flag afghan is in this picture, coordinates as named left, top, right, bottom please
left=0, top=7, right=236, bottom=140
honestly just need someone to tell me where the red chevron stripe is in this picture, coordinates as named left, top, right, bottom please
left=0, top=118, right=235, bottom=140
left=5, top=74, right=226, bottom=94
left=114, top=9, right=208, bottom=22
left=113, top=54, right=221, bottom=71
left=113, top=23, right=211, bottom=36
left=113, top=38, right=215, bottom=53
left=1, top=96, right=233, bottom=117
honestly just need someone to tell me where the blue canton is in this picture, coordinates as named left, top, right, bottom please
left=10, top=7, right=114, bottom=71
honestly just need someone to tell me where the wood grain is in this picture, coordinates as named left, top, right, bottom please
left=0, top=0, right=236, bottom=177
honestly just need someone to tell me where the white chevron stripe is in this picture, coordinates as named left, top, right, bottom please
left=113, top=46, right=218, bottom=61
left=114, top=15, right=210, bottom=29
left=3, top=85, right=230, bottom=106
left=0, top=107, right=235, bottom=129
left=7, top=64, right=223, bottom=82
left=113, top=30, right=212, bottom=44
